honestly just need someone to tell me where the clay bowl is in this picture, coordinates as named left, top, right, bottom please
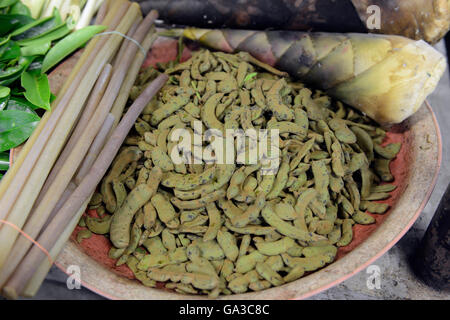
left=12, top=38, right=442, bottom=300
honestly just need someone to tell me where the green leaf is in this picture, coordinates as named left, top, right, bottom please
left=17, top=23, right=70, bottom=47
left=0, top=85, right=9, bottom=98
left=21, top=71, right=50, bottom=110
left=42, top=25, right=107, bottom=73
left=0, top=35, right=10, bottom=46
left=0, top=0, right=18, bottom=9
left=6, top=96, right=38, bottom=112
left=0, top=56, right=34, bottom=84
left=20, top=40, right=50, bottom=56
left=10, top=10, right=63, bottom=42
left=27, top=55, right=43, bottom=72
left=8, top=1, right=31, bottom=16
left=0, top=95, right=8, bottom=110
left=0, top=14, right=34, bottom=36
left=0, top=151, right=9, bottom=171
left=0, top=109, right=40, bottom=152
left=0, top=40, right=20, bottom=62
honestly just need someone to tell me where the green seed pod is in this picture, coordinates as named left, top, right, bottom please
left=360, top=201, right=390, bottom=214
left=374, top=143, right=401, bottom=160
left=374, top=159, right=394, bottom=182
left=352, top=210, right=376, bottom=225
left=255, top=237, right=296, bottom=256
left=336, top=219, right=354, bottom=247
left=217, top=229, right=240, bottom=262
left=86, top=215, right=112, bottom=235
left=76, top=229, right=92, bottom=244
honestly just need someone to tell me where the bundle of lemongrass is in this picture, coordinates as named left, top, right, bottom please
left=0, top=0, right=168, bottom=299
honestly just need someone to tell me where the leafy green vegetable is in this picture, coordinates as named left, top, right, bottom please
left=0, top=151, right=9, bottom=171
left=6, top=96, right=38, bottom=112
left=17, top=23, right=71, bottom=47
left=20, top=40, right=50, bottom=56
left=11, top=9, right=62, bottom=42
left=0, top=0, right=104, bottom=156
left=8, top=1, right=31, bottom=16
left=42, top=24, right=106, bottom=73
left=0, top=14, right=34, bottom=36
left=0, top=85, right=10, bottom=98
left=0, top=40, right=20, bottom=62
left=0, top=109, right=40, bottom=152
left=0, top=56, right=34, bottom=85
left=0, top=56, right=31, bottom=79
left=21, top=70, right=50, bottom=110
left=0, top=96, right=8, bottom=110
left=0, top=0, right=18, bottom=9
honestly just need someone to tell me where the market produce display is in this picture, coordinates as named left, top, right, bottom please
left=0, top=0, right=446, bottom=300
left=0, top=0, right=106, bottom=176
left=0, top=0, right=167, bottom=299
left=173, top=28, right=446, bottom=125
left=75, top=50, right=403, bottom=297
left=136, top=0, right=450, bottom=44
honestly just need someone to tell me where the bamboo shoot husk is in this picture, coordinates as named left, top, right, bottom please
left=181, top=28, right=447, bottom=125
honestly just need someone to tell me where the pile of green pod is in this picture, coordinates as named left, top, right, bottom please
left=78, top=49, right=401, bottom=297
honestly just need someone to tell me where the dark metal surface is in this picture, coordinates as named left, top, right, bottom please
left=414, top=183, right=450, bottom=291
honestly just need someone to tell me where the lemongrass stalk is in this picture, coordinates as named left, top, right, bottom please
left=0, top=65, right=112, bottom=288
left=76, top=0, right=99, bottom=30
left=23, top=114, right=115, bottom=298
left=0, top=0, right=128, bottom=206
left=21, top=198, right=91, bottom=298
left=111, top=26, right=157, bottom=126
left=74, top=114, right=116, bottom=184
left=94, top=0, right=109, bottom=24
left=2, top=74, right=168, bottom=300
left=0, top=2, right=130, bottom=230
left=112, top=17, right=142, bottom=67
left=44, top=114, right=115, bottom=231
left=0, top=3, right=140, bottom=269
left=35, top=63, right=113, bottom=206
left=21, top=9, right=157, bottom=232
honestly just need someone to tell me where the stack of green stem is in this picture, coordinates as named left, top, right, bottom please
left=0, top=0, right=166, bottom=299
